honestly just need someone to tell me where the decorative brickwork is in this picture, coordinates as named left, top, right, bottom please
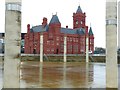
left=24, top=6, right=94, bottom=54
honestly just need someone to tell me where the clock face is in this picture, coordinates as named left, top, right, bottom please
left=76, top=21, right=78, bottom=24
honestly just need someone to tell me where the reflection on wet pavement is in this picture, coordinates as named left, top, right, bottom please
left=20, top=61, right=105, bottom=88
left=0, top=61, right=3, bottom=89
left=1, top=61, right=120, bottom=88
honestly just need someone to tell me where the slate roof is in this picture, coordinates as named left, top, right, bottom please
left=31, top=25, right=85, bottom=35
left=61, top=28, right=76, bottom=34
left=61, top=28, right=85, bottom=35
left=49, top=15, right=60, bottom=24
left=76, top=6, right=82, bottom=13
left=31, top=14, right=86, bottom=35
left=76, top=28, right=85, bottom=35
left=89, top=27, right=93, bottom=35
left=30, top=25, right=49, bottom=33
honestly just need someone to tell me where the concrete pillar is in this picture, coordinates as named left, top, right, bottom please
left=86, top=36, right=89, bottom=63
left=4, top=0, right=21, bottom=88
left=85, top=63, right=89, bottom=87
left=40, top=33, right=43, bottom=62
left=39, top=62, right=43, bottom=87
left=64, top=35, right=67, bottom=62
left=118, top=2, right=120, bottom=49
left=106, top=0, right=118, bottom=88
left=63, top=63, right=66, bottom=87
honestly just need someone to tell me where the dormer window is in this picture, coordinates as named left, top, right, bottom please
left=48, top=33, right=53, bottom=39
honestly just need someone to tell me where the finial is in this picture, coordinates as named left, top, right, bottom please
left=56, top=12, right=57, bottom=15
left=78, top=1, right=80, bottom=6
left=52, top=13, right=53, bottom=16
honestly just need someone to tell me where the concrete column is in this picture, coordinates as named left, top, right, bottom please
left=64, top=35, right=67, bottom=62
left=85, top=63, right=89, bottom=87
left=86, top=36, right=89, bottom=63
left=118, top=2, right=120, bottom=49
left=39, top=62, right=43, bottom=87
left=40, top=33, right=43, bottom=62
left=106, top=0, right=118, bottom=88
left=63, top=63, right=66, bottom=87
left=4, top=0, right=21, bottom=88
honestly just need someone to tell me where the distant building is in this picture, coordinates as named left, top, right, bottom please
left=94, top=47, right=105, bottom=54
left=0, top=33, right=26, bottom=53
left=0, top=33, right=26, bottom=40
left=0, top=39, right=2, bottom=53
left=24, top=5, right=94, bottom=54
left=0, top=33, right=4, bottom=40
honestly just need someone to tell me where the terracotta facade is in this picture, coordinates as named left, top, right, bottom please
left=24, top=6, right=94, bottom=54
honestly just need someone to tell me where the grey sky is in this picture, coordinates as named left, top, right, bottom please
left=0, top=0, right=106, bottom=48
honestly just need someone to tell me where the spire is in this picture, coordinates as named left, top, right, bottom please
left=49, top=15, right=60, bottom=24
left=76, top=5, right=82, bottom=13
left=89, top=27, right=93, bottom=35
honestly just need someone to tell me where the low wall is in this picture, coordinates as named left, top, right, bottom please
left=21, top=54, right=106, bottom=62
left=21, top=55, right=86, bottom=62
left=1, top=54, right=120, bottom=63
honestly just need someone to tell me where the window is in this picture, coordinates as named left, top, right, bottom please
left=90, top=39, right=92, bottom=44
left=74, top=45, right=78, bottom=53
left=51, top=41, right=54, bottom=45
left=67, top=38, right=69, bottom=41
left=60, top=44, right=64, bottom=52
left=56, top=37, right=59, bottom=41
left=47, top=41, right=50, bottom=45
left=76, top=38, right=78, bottom=42
left=61, top=37, right=63, bottom=41
left=49, top=33, right=53, bottom=39
left=70, top=37, right=72, bottom=42
left=80, top=45, right=85, bottom=53
left=76, top=20, right=78, bottom=24
left=80, top=21, right=83, bottom=24
left=68, top=44, right=72, bottom=53
left=57, top=43, right=59, bottom=46
left=73, top=38, right=75, bottom=42
left=47, top=49, right=50, bottom=52
left=51, top=49, right=54, bottom=52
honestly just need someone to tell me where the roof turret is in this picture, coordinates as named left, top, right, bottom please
left=49, top=15, right=60, bottom=24
left=76, top=5, right=82, bottom=13
left=89, top=27, right=93, bottom=35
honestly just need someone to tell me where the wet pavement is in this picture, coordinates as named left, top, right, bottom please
left=0, top=61, right=3, bottom=90
left=20, top=62, right=90, bottom=88
left=0, top=61, right=120, bottom=88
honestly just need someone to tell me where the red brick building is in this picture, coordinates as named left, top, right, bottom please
left=24, top=5, right=94, bottom=54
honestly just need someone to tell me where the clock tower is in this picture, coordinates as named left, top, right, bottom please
left=73, top=5, right=86, bottom=29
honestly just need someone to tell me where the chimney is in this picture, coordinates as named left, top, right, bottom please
left=27, top=24, right=30, bottom=32
left=42, top=17, right=47, bottom=27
